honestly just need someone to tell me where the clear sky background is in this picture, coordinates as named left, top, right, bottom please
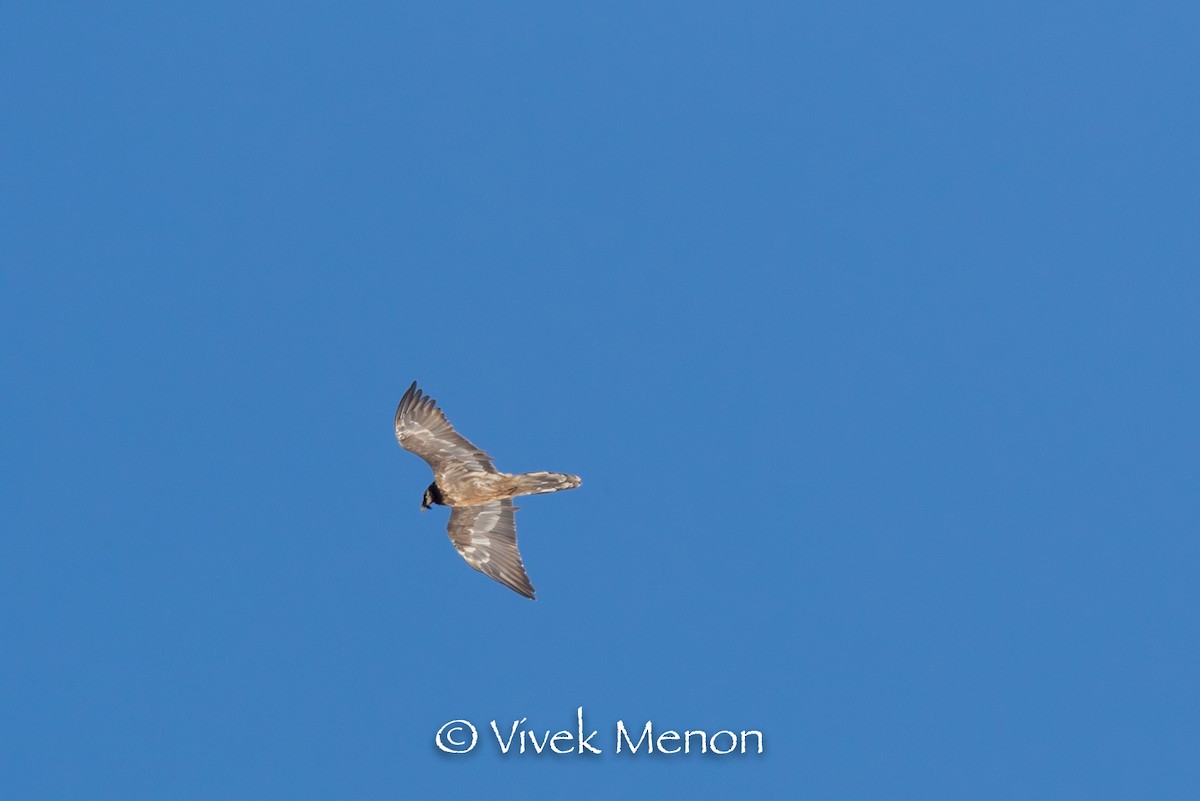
left=3, top=2, right=1198, bottom=799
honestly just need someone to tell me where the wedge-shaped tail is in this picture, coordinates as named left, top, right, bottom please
left=509, top=471, right=582, bottom=498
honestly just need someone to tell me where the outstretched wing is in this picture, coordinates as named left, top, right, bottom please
left=446, top=500, right=535, bottom=599
left=394, top=381, right=497, bottom=478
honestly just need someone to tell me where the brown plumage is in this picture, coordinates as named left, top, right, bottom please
left=393, top=381, right=581, bottom=599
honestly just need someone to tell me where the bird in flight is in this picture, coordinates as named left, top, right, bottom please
left=394, top=381, right=581, bottom=599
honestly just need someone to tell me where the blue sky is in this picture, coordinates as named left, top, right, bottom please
left=3, top=2, right=1198, bottom=799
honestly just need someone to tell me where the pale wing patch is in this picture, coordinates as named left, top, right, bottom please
left=446, top=500, right=535, bottom=599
